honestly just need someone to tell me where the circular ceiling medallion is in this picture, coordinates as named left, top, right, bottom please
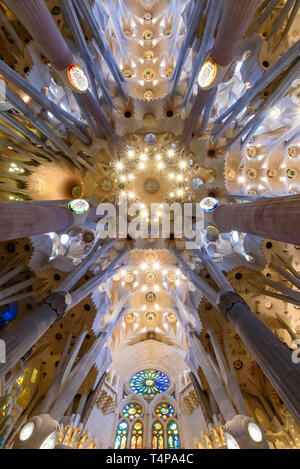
left=146, top=311, right=156, bottom=321
left=145, top=253, right=156, bottom=264
left=146, top=291, right=156, bottom=302
left=124, top=272, right=135, bottom=283
left=144, top=178, right=160, bottom=194
left=144, top=89, right=154, bottom=101
left=67, top=65, right=89, bottom=92
left=246, top=169, right=257, bottom=179
left=99, top=177, right=113, bottom=193
left=246, top=146, right=257, bottom=158
left=144, top=69, right=154, bottom=81
left=286, top=168, right=298, bottom=179
left=82, top=230, right=95, bottom=243
left=167, top=312, right=177, bottom=323
left=142, top=30, right=153, bottom=41
left=288, top=146, right=298, bottom=158
left=233, top=360, right=243, bottom=370
left=166, top=271, right=177, bottom=282
left=267, top=169, right=277, bottom=178
left=71, top=185, right=82, bottom=198
left=226, top=169, right=236, bottom=179
left=145, top=50, right=154, bottom=59
left=145, top=271, right=156, bottom=282
left=123, top=68, right=133, bottom=78
left=125, top=313, right=135, bottom=324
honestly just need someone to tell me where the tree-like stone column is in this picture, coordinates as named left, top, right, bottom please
left=4, top=0, right=73, bottom=70
left=49, top=343, right=111, bottom=422
left=0, top=292, right=68, bottom=380
left=0, top=202, right=74, bottom=241
left=188, top=332, right=237, bottom=422
left=218, top=291, right=300, bottom=424
left=212, top=194, right=300, bottom=245
left=211, top=0, right=261, bottom=66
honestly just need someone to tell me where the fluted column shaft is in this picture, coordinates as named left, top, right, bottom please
left=219, top=292, right=300, bottom=424
left=0, top=304, right=57, bottom=380
left=4, top=0, right=73, bottom=70
left=211, top=0, right=261, bottom=66
left=213, top=194, right=300, bottom=245
left=0, top=202, right=74, bottom=241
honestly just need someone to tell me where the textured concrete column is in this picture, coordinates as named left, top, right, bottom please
left=219, top=292, right=300, bottom=424
left=211, top=0, right=261, bottom=66
left=212, top=195, right=300, bottom=245
left=0, top=202, right=74, bottom=241
left=0, top=292, right=68, bottom=380
left=4, top=0, right=73, bottom=70
left=189, top=332, right=237, bottom=422
left=0, top=304, right=57, bottom=380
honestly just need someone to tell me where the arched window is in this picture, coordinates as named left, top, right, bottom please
left=114, top=421, right=128, bottom=449
left=114, top=402, right=144, bottom=449
left=167, top=421, right=180, bottom=449
left=154, top=402, right=175, bottom=420
left=122, top=402, right=142, bottom=420
left=152, top=421, right=164, bottom=449
left=130, top=421, right=143, bottom=449
left=152, top=402, right=180, bottom=449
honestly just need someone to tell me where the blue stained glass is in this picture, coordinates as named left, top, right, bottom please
left=168, top=422, right=180, bottom=449
left=130, top=370, right=169, bottom=397
left=114, top=421, right=128, bottom=449
left=0, top=302, right=17, bottom=331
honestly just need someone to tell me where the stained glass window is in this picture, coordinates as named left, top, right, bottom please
left=114, top=421, right=128, bottom=449
left=155, top=402, right=175, bottom=420
left=152, top=422, right=164, bottom=449
left=122, top=403, right=142, bottom=420
left=130, top=370, right=169, bottom=397
left=168, top=421, right=180, bottom=449
left=130, top=421, right=143, bottom=449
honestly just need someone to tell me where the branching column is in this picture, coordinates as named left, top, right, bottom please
left=49, top=342, right=111, bottom=422
left=188, top=332, right=237, bottom=422
left=0, top=304, right=57, bottom=380
left=213, top=194, right=300, bottom=245
left=211, top=0, right=261, bottom=67
left=219, top=292, right=300, bottom=424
